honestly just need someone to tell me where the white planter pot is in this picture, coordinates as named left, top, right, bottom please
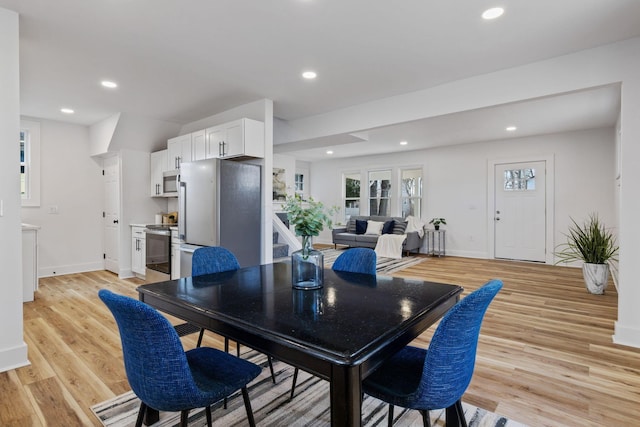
left=582, top=263, right=610, bottom=294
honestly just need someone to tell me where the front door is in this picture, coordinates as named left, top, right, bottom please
left=494, top=161, right=546, bottom=262
left=103, top=156, right=120, bottom=274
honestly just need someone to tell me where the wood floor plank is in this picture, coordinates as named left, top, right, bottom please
left=5, top=256, right=640, bottom=426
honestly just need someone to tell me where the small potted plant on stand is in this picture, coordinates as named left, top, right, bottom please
left=555, top=213, right=618, bottom=294
left=283, top=194, right=334, bottom=290
left=429, top=217, right=447, bottom=230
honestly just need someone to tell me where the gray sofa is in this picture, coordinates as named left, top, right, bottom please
left=332, top=215, right=423, bottom=255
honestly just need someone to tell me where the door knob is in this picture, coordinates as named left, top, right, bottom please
left=113, top=219, right=119, bottom=224
left=495, top=217, right=500, bottom=221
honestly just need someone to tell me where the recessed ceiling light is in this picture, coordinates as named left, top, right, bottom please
left=482, top=7, right=504, bottom=20
left=302, top=71, right=317, bottom=80
left=101, top=80, right=118, bottom=88
left=60, top=108, right=74, bottom=114
left=400, top=141, right=408, bottom=146
left=506, top=126, right=517, bottom=131
left=326, top=150, right=333, bottom=155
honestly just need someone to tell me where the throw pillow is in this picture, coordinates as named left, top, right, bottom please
left=347, top=218, right=357, bottom=233
left=392, top=221, right=408, bottom=235
left=365, top=220, right=384, bottom=235
left=382, top=219, right=395, bottom=234
left=355, top=219, right=368, bottom=235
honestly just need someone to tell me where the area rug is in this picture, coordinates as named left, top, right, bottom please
left=92, top=351, right=526, bottom=427
left=320, top=248, right=425, bottom=274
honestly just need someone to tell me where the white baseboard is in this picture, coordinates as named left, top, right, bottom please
left=0, top=342, right=29, bottom=373
left=38, top=261, right=105, bottom=278
left=613, top=322, right=640, bottom=349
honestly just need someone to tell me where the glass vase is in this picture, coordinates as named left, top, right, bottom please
left=291, top=235, right=324, bottom=290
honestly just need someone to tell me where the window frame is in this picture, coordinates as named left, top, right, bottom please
left=367, top=169, right=392, bottom=217
left=400, top=167, right=423, bottom=218
left=342, top=171, right=362, bottom=222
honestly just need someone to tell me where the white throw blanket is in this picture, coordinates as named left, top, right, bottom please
left=375, top=234, right=407, bottom=259
left=405, top=215, right=425, bottom=238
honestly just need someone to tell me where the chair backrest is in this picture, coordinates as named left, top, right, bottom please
left=331, top=248, right=377, bottom=275
left=192, top=246, right=240, bottom=276
left=418, top=280, right=503, bottom=409
left=98, top=289, right=202, bottom=411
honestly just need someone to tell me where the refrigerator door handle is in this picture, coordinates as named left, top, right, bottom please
left=179, top=181, right=186, bottom=240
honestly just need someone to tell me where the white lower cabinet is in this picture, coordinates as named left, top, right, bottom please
left=171, top=229, right=181, bottom=279
left=131, top=226, right=146, bottom=276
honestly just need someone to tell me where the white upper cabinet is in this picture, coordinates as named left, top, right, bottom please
left=205, top=118, right=264, bottom=159
left=191, top=130, right=207, bottom=161
left=150, top=150, right=167, bottom=196
left=167, top=134, right=192, bottom=170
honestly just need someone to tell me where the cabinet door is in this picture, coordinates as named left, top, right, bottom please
left=167, top=134, right=192, bottom=170
left=150, top=150, right=167, bottom=196
left=171, top=243, right=180, bottom=279
left=131, top=226, right=146, bottom=275
left=191, top=130, right=206, bottom=161
left=205, top=125, right=224, bottom=159
left=224, top=120, right=244, bottom=157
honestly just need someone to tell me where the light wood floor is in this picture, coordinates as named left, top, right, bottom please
left=3, top=257, right=639, bottom=426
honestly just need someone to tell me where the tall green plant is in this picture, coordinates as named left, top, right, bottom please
left=555, top=213, right=619, bottom=264
left=283, top=194, right=334, bottom=237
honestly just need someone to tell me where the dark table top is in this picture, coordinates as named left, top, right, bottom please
left=137, top=262, right=463, bottom=366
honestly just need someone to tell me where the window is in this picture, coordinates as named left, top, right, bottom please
left=401, top=168, right=422, bottom=218
left=294, top=173, right=304, bottom=195
left=504, top=168, right=536, bottom=191
left=368, top=170, right=391, bottom=216
left=343, top=172, right=361, bottom=221
left=20, top=120, right=41, bottom=207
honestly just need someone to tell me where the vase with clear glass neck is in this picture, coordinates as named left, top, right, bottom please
left=291, top=235, right=324, bottom=290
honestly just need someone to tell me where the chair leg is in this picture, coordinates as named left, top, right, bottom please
left=268, top=356, right=276, bottom=384
left=445, top=399, right=467, bottom=427
left=290, top=368, right=299, bottom=399
left=180, top=409, right=189, bottom=427
left=134, top=402, right=147, bottom=427
left=224, top=337, right=229, bottom=353
left=241, top=387, right=256, bottom=427
left=237, top=342, right=241, bottom=357
left=205, top=405, right=212, bottom=427
left=420, top=410, right=431, bottom=427
left=387, top=404, right=394, bottom=427
left=197, top=328, right=205, bottom=347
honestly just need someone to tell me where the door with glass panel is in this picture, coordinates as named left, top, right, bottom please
left=494, top=161, right=546, bottom=262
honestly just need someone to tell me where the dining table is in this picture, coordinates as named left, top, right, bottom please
left=137, top=262, right=463, bottom=426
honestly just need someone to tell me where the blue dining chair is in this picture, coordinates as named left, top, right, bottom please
left=98, top=289, right=261, bottom=427
left=362, top=279, right=503, bottom=427
left=331, top=247, right=377, bottom=275
left=290, top=247, right=378, bottom=398
left=191, top=246, right=276, bottom=384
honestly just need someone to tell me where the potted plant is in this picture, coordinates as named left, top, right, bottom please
left=429, top=217, right=447, bottom=230
left=554, top=213, right=618, bottom=294
left=283, top=194, right=335, bottom=289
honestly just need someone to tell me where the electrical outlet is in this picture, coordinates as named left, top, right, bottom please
left=48, top=205, right=59, bottom=214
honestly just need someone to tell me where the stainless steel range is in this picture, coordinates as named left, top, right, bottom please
left=144, top=224, right=172, bottom=282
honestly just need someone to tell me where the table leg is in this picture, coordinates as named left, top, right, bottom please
left=330, top=365, right=362, bottom=426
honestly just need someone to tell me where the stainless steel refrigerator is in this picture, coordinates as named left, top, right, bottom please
left=178, top=158, right=261, bottom=275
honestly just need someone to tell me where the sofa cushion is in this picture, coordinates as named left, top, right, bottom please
left=334, top=232, right=356, bottom=242
left=354, top=235, right=379, bottom=244
left=365, top=220, right=384, bottom=235
left=393, top=221, right=408, bottom=235
left=355, top=219, right=368, bottom=235
left=382, top=220, right=395, bottom=234
left=347, top=218, right=357, bottom=233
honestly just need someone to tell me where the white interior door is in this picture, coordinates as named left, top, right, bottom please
left=494, top=161, right=546, bottom=262
left=103, top=156, right=120, bottom=274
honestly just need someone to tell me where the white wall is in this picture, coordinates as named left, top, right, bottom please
left=21, top=119, right=104, bottom=277
left=0, top=7, right=28, bottom=372
left=310, top=128, right=616, bottom=259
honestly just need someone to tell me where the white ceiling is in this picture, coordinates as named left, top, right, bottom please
left=1, top=0, right=637, bottom=159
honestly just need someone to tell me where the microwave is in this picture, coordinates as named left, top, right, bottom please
left=162, top=170, right=179, bottom=195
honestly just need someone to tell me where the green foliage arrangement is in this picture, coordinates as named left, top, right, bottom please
left=429, top=217, right=447, bottom=226
left=283, top=194, right=335, bottom=237
left=555, top=213, right=619, bottom=264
